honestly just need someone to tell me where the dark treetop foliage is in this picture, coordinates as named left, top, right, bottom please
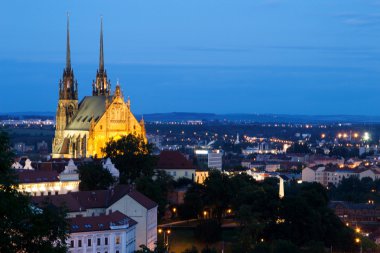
left=180, top=170, right=357, bottom=253
left=0, top=131, right=68, bottom=253
left=329, top=176, right=380, bottom=203
left=286, top=143, right=311, bottom=154
left=136, top=170, right=174, bottom=220
left=77, top=161, right=115, bottom=191
left=103, top=134, right=156, bottom=184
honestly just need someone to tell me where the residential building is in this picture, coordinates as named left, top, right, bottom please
left=156, top=151, right=196, bottom=181
left=32, top=185, right=157, bottom=251
left=67, top=211, right=136, bottom=253
left=15, top=159, right=80, bottom=196
left=302, top=166, right=380, bottom=187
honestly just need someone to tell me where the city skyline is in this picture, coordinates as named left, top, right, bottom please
left=1, top=0, right=380, bottom=115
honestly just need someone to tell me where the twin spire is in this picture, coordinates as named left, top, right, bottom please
left=99, top=16, right=104, bottom=73
left=66, top=13, right=71, bottom=71
left=64, top=14, right=110, bottom=97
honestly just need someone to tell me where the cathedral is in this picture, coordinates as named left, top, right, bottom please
left=52, top=17, right=146, bottom=159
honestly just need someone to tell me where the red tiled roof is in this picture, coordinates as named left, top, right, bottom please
left=31, top=185, right=157, bottom=212
left=68, top=211, right=137, bottom=233
left=157, top=151, right=195, bottom=170
left=127, top=189, right=158, bottom=210
left=33, top=194, right=81, bottom=212
left=17, top=170, right=59, bottom=184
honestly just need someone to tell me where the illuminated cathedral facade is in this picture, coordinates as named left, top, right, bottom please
left=52, top=17, right=146, bottom=158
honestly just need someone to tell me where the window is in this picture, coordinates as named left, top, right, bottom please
left=97, top=238, right=101, bottom=246
left=70, top=240, right=74, bottom=248
left=78, top=240, right=82, bottom=248
left=88, top=238, right=91, bottom=246
left=116, top=251, right=119, bottom=253
left=55, top=191, right=59, bottom=195
left=116, top=236, right=120, bottom=244
left=105, top=237, right=108, bottom=245
left=48, top=191, right=51, bottom=196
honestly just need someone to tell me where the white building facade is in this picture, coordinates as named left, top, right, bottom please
left=67, top=211, right=136, bottom=253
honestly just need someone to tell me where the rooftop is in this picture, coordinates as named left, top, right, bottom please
left=68, top=211, right=137, bottom=233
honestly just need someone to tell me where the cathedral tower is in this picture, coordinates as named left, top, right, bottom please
left=53, top=14, right=79, bottom=155
left=52, top=16, right=146, bottom=159
left=92, top=17, right=111, bottom=96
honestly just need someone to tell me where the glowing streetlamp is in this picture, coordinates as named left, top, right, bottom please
left=355, top=237, right=362, bottom=253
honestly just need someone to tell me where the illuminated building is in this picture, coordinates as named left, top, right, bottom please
left=32, top=185, right=157, bottom=251
left=16, top=159, right=80, bottom=196
left=67, top=211, right=136, bottom=253
left=302, top=166, right=380, bottom=187
left=195, top=149, right=223, bottom=170
left=52, top=17, right=146, bottom=159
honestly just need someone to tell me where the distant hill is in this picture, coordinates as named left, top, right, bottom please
left=2, top=112, right=380, bottom=124
left=137, top=113, right=380, bottom=124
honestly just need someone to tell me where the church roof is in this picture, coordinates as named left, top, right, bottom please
left=66, top=96, right=111, bottom=130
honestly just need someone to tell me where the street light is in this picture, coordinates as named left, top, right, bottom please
left=355, top=237, right=362, bottom=253
left=166, top=229, right=171, bottom=251
left=158, top=228, right=172, bottom=252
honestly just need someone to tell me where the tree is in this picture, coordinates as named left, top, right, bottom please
left=329, top=176, right=380, bottom=203
left=181, top=183, right=205, bottom=219
left=265, top=182, right=356, bottom=251
left=136, top=170, right=174, bottom=220
left=0, top=132, right=68, bottom=253
left=77, top=162, right=115, bottom=191
left=202, top=170, right=232, bottom=223
left=286, top=143, right=311, bottom=154
left=103, top=134, right=156, bottom=183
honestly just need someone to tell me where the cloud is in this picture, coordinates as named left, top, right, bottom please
left=334, top=12, right=380, bottom=27
left=179, top=46, right=249, bottom=53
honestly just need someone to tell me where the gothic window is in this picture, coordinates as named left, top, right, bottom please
left=67, top=104, right=74, bottom=120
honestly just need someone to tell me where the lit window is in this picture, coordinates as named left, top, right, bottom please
left=116, top=236, right=120, bottom=244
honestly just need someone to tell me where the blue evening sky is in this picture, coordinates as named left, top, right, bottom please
left=1, top=0, right=380, bottom=115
